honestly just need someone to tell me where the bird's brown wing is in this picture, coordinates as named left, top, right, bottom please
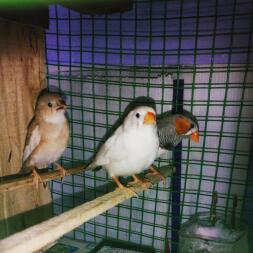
left=22, top=118, right=41, bottom=163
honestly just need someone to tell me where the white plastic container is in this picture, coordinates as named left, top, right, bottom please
left=179, top=212, right=249, bottom=253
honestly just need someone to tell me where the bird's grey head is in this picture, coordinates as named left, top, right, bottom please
left=124, top=106, right=157, bottom=129
left=35, top=92, right=67, bottom=122
left=173, top=112, right=199, bottom=142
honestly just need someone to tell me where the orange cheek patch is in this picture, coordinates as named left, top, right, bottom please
left=175, top=117, right=191, bottom=135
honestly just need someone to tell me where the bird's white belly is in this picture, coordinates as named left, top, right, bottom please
left=38, top=150, right=62, bottom=165
left=106, top=128, right=159, bottom=177
left=32, top=144, right=66, bottom=168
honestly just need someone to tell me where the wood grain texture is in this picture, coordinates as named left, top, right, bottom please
left=0, top=164, right=87, bottom=193
left=0, top=19, right=52, bottom=239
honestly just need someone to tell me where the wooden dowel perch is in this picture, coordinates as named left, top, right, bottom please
left=0, top=165, right=175, bottom=253
left=0, top=164, right=88, bottom=193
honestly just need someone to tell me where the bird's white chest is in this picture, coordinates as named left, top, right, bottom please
left=106, top=127, right=159, bottom=177
left=23, top=117, right=69, bottom=168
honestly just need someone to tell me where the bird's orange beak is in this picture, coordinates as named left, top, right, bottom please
left=144, top=111, right=156, bottom=125
left=191, top=131, right=199, bottom=143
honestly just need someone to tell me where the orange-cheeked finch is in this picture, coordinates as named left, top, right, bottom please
left=156, top=109, right=199, bottom=157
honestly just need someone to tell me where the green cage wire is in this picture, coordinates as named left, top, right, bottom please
left=45, top=0, right=253, bottom=252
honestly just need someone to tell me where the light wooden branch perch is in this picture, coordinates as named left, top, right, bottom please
left=0, top=165, right=175, bottom=253
left=0, top=164, right=87, bottom=193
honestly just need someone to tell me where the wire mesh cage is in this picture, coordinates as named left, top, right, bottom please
left=45, top=0, right=253, bottom=252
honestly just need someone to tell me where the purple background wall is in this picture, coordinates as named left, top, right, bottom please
left=46, top=0, right=253, bottom=67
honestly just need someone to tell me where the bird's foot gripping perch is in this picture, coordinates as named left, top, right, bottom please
left=112, top=176, right=138, bottom=197
left=32, top=168, right=44, bottom=190
left=55, top=162, right=68, bottom=181
left=128, top=175, right=152, bottom=188
left=146, top=165, right=166, bottom=186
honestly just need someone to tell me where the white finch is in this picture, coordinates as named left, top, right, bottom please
left=157, top=110, right=199, bottom=157
left=20, top=91, right=69, bottom=187
left=88, top=106, right=160, bottom=192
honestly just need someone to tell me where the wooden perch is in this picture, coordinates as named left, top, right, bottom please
left=0, top=165, right=175, bottom=253
left=0, top=164, right=87, bottom=193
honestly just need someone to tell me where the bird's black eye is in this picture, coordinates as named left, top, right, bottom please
left=190, top=123, right=194, bottom=129
left=136, top=113, right=140, bottom=118
left=48, top=102, right=52, bottom=107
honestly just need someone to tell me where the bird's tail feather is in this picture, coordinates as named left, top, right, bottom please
left=86, top=162, right=102, bottom=172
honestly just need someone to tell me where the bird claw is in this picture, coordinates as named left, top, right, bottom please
left=116, top=186, right=139, bottom=198
left=146, top=165, right=167, bottom=186
left=111, top=176, right=139, bottom=197
left=55, top=163, right=68, bottom=181
left=32, top=168, right=43, bottom=190
left=128, top=178, right=152, bottom=188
